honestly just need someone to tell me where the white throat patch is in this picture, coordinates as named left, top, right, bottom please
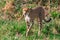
left=25, top=15, right=30, bottom=22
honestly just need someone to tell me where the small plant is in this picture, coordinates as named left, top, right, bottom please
left=50, top=11, right=59, bottom=19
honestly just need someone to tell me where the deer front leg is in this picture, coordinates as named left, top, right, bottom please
left=25, top=15, right=34, bottom=37
left=38, top=18, right=42, bottom=36
left=24, top=14, right=34, bottom=37
left=26, top=21, right=30, bottom=37
left=26, top=20, right=34, bottom=37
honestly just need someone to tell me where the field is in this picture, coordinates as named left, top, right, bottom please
left=0, top=12, right=60, bottom=40
left=0, top=0, right=60, bottom=40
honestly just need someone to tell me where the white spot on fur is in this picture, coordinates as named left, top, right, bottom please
left=25, top=15, right=30, bottom=22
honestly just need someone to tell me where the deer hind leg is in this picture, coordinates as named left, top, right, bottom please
left=38, top=17, right=43, bottom=36
left=26, top=20, right=34, bottom=37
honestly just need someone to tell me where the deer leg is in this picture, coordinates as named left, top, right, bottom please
left=26, top=20, right=34, bottom=37
left=26, top=21, right=30, bottom=37
left=38, top=18, right=42, bottom=36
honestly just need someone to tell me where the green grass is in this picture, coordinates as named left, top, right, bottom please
left=0, top=18, right=60, bottom=40
left=0, top=19, right=26, bottom=40
left=0, top=0, right=60, bottom=40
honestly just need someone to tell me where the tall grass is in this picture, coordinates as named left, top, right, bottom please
left=0, top=16, right=60, bottom=40
left=0, top=0, right=60, bottom=40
